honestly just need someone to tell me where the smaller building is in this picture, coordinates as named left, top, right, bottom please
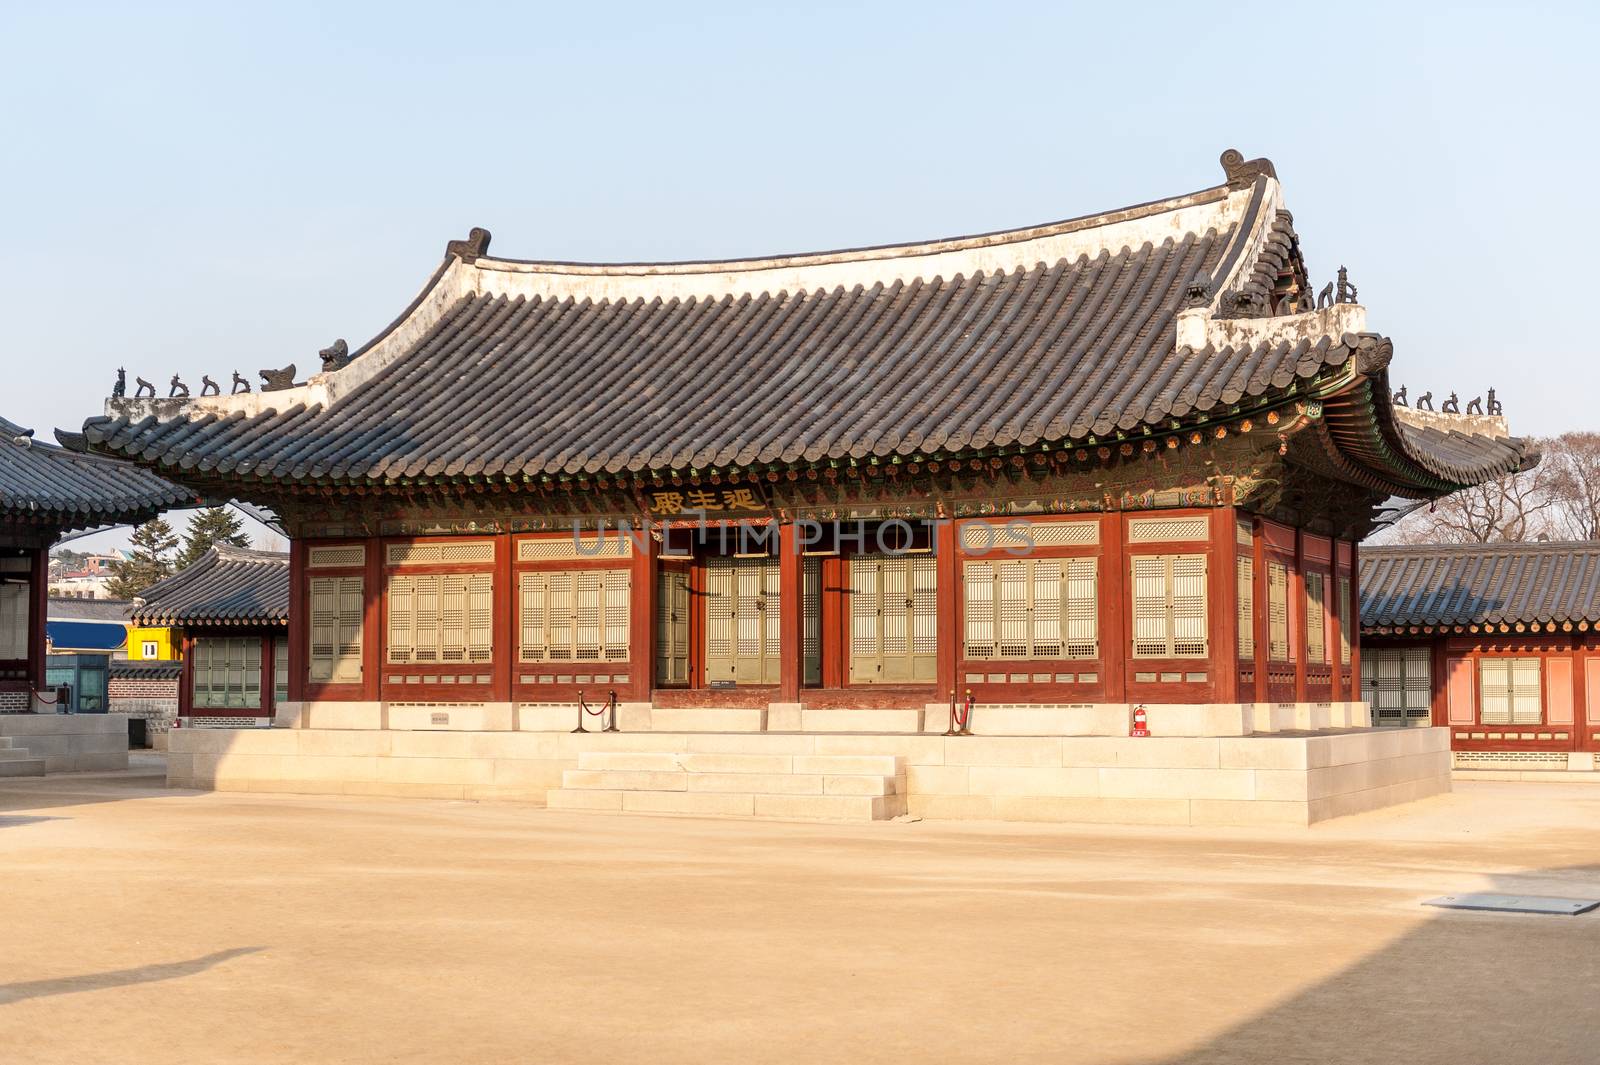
left=1360, top=541, right=1600, bottom=773
left=108, top=659, right=183, bottom=748
left=131, top=545, right=288, bottom=728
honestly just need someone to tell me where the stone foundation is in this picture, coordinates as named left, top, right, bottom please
left=168, top=723, right=1449, bottom=826
left=0, top=714, right=131, bottom=772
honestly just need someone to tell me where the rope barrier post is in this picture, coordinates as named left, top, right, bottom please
left=604, top=689, right=619, bottom=733
left=943, top=688, right=960, bottom=736
left=960, top=688, right=975, bottom=736
left=572, top=691, right=589, bottom=734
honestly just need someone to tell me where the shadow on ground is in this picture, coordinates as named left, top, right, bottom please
left=0, top=948, right=263, bottom=1007
left=1162, top=867, right=1600, bottom=1064
left=0, top=753, right=190, bottom=817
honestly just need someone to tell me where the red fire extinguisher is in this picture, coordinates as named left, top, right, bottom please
left=1130, top=705, right=1150, bottom=737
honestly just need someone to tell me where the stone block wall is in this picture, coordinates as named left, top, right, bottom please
left=109, top=675, right=179, bottom=749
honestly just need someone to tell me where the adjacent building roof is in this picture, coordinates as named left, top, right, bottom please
left=130, top=545, right=288, bottom=627
left=82, top=150, right=1531, bottom=500
left=109, top=659, right=184, bottom=681
left=1360, top=541, right=1600, bottom=632
left=1, top=416, right=188, bottom=530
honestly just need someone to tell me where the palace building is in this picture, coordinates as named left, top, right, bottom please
left=0, top=415, right=189, bottom=772
left=1360, top=540, right=1600, bottom=776
left=83, top=151, right=1538, bottom=823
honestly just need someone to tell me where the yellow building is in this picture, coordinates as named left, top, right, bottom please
left=126, top=624, right=180, bottom=662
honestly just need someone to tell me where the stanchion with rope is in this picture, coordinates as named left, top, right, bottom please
left=943, top=688, right=975, bottom=736
left=573, top=689, right=620, bottom=734
left=32, top=685, right=69, bottom=713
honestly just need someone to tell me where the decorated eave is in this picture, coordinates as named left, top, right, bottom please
left=81, top=149, right=1528, bottom=505
left=1360, top=541, right=1600, bottom=637
left=129, top=544, right=288, bottom=628
left=0, top=416, right=189, bottom=533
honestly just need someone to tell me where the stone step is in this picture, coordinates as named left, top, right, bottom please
left=560, top=768, right=900, bottom=797
left=0, top=746, right=38, bottom=761
left=573, top=750, right=900, bottom=776
left=0, top=757, right=46, bottom=777
left=547, top=787, right=904, bottom=821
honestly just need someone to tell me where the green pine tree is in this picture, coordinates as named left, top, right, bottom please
left=105, top=517, right=180, bottom=599
left=176, top=506, right=250, bottom=569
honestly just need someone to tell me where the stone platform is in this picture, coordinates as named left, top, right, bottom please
left=0, top=713, right=130, bottom=773
left=167, top=723, right=1450, bottom=827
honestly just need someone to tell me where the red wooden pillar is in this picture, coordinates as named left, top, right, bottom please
left=287, top=540, right=307, bottom=703
left=1292, top=529, right=1308, bottom=703
left=262, top=633, right=276, bottom=719
left=778, top=523, right=801, bottom=702
left=362, top=540, right=382, bottom=702
left=1100, top=513, right=1127, bottom=704
left=491, top=532, right=514, bottom=704
left=1252, top=520, right=1269, bottom=703
left=820, top=556, right=845, bottom=689
left=1210, top=507, right=1238, bottom=704
left=1349, top=540, right=1362, bottom=710
left=179, top=633, right=195, bottom=718
left=1327, top=553, right=1344, bottom=704
left=26, top=547, right=46, bottom=697
left=629, top=528, right=657, bottom=702
left=935, top=519, right=958, bottom=703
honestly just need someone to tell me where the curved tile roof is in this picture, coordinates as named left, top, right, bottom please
left=1360, top=541, right=1600, bottom=630
left=80, top=150, right=1528, bottom=499
left=0, top=417, right=188, bottom=527
left=130, top=544, right=288, bottom=627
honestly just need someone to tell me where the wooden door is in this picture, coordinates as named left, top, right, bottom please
left=848, top=554, right=937, bottom=684
left=655, top=564, right=690, bottom=687
left=704, top=556, right=780, bottom=686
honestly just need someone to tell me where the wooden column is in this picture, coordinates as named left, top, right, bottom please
left=287, top=540, right=307, bottom=704
left=1349, top=540, right=1362, bottom=711
left=26, top=547, right=46, bottom=697
left=1210, top=508, right=1238, bottom=704
left=934, top=519, right=958, bottom=703
left=491, top=532, right=514, bottom=705
left=778, top=523, right=801, bottom=702
left=1100, top=513, right=1127, bottom=704
left=1292, top=529, right=1308, bottom=703
left=179, top=633, right=195, bottom=718
left=362, top=539, right=382, bottom=703
left=263, top=633, right=276, bottom=719
left=820, top=556, right=845, bottom=690
left=629, top=529, right=657, bottom=702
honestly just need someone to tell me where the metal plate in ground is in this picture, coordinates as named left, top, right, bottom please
left=1424, top=893, right=1600, bottom=915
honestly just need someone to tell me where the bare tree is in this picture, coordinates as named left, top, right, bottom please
left=1543, top=432, right=1600, bottom=540
left=1386, top=461, right=1557, bottom=545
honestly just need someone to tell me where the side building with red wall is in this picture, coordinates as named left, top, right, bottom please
left=1360, top=541, right=1600, bottom=774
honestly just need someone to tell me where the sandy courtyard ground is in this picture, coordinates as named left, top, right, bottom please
left=3, top=755, right=1599, bottom=1065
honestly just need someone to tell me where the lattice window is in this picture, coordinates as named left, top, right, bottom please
left=1236, top=520, right=1253, bottom=547
left=1361, top=647, right=1431, bottom=724
left=386, top=541, right=495, bottom=566
left=309, top=576, right=363, bottom=683
left=0, top=577, right=28, bottom=661
left=802, top=556, right=822, bottom=686
left=193, top=637, right=262, bottom=709
left=1127, top=516, right=1209, bottom=543
left=517, top=536, right=632, bottom=562
left=308, top=545, right=365, bottom=568
left=389, top=573, right=494, bottom=664
left=1338, top=576, right=1352, bottom=665
left=1029, top=521, right=1099, bottom=548
left=273, top=634, right=288, bottom=704
left=1236, top=555, right=1254, bottom=659
left=655, top=569, right=689, bottom=685
left=963, top=558, right=1096, bottom=660
left=1305, top=571, right=1327, bottom=664
left=1131, top=554, right=1207, bottom=658
left=520, top=570, right=629, bottom=663
left=1479, top=658, right=1541, bottom=725
left=1267, top=561, right=1290, bottom=661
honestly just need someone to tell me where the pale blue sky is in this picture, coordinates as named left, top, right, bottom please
left=3, top=2, right=1595, bottom=550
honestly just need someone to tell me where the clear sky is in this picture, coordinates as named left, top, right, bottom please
left=3, top=2, right=1595, bottom=550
